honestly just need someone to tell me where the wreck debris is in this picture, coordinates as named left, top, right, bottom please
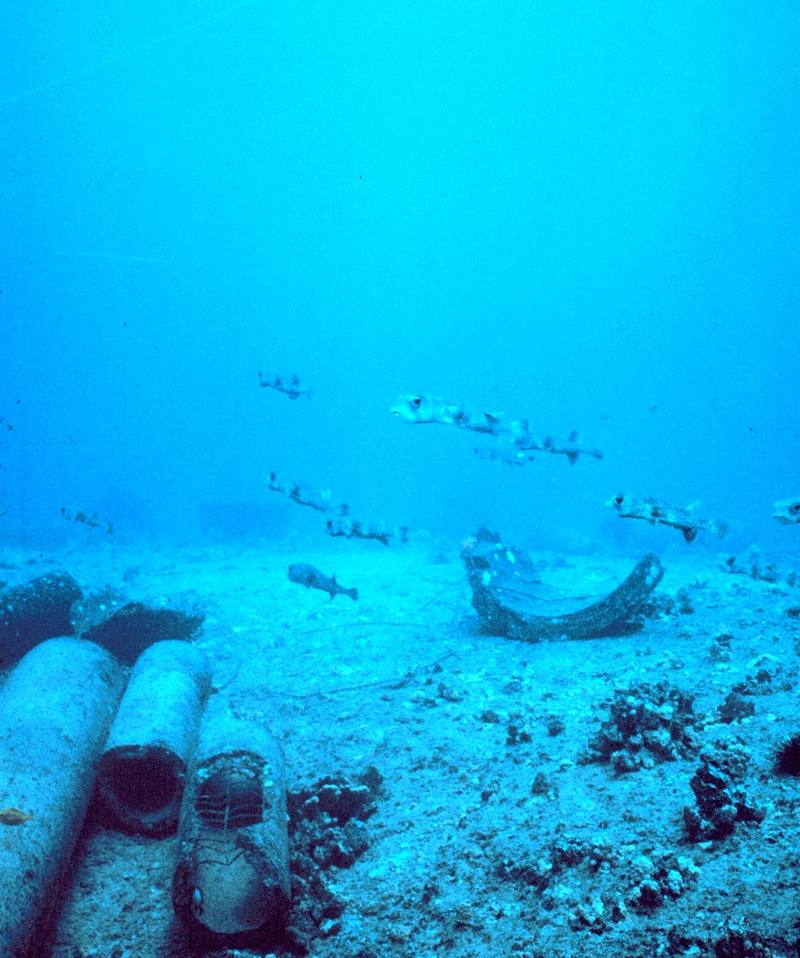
left=0, top=638, right=123, bottom=955
left=608, top=494, right=728, bottom=543
left=288, top=563, right=358, bottom=601
left=172, top=695, right=291, bottom=944
left=257, top=371, right=311, bottom=400
left=267, top=471, right=348, bottom=516
left=461, top=528, right=663, bottom=641
left=97, top=641, right=212, bottom=835
left=79, top=601, right=204, bottom=665
left=584, top=682, right=699, bottom=773
left=60, top=505, right=113, bottom=534
left=773, top=496, right=800, bottom=525
left=391, top=394, right=603, bottom=464
left=0, top=571, right=82, bottom=664
left=684, top=741, right=765, bottom=842
left=326, top=515, right=408, bottom=547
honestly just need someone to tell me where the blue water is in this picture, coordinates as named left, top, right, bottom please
left=2, top=2, right=798, bottom=554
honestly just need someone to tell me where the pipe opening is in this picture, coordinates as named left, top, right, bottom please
left=196, top=763, right=263, bottom=830
left=105, top=750, right=181, bottom=813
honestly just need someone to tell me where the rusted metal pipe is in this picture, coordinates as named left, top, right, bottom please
left=0, top=637, right=123, bottom=956
left=172, top=696, right=291, bottom=945
left=96, top=640, right=211, bottom=835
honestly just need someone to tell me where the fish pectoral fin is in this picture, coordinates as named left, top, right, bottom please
left=682, top=527, right=698, bottom=543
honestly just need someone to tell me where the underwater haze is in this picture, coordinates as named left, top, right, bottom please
left=3, top=1, right=799, bottom=553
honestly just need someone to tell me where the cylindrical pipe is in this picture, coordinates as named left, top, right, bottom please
left=0, top=573, right=82, bottom=665
left=172, top=696, right=291, bottom=945
left=0, top=637, right=123, bottom=957
left=96, top=640, right=212, bottom=836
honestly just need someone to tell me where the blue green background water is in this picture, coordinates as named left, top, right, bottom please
left=3, top=2, right=798, bottom=554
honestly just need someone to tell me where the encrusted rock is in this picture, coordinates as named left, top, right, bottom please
left=0, top=572, right=82, bottom=663
left=286, top=768, right=383, bottom=951
left=585, top=682, right=699, bottom=773
left=684, top=742, right=765, bottom=842
left=717, top=690, right=755, bottom=724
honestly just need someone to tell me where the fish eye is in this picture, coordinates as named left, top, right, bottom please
left=411, top=396, right=422, bottom=408
left=614, top=495, right=624, bottom=505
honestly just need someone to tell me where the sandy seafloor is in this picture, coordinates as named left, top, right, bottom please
left=2, top=531, right=800, bottom=958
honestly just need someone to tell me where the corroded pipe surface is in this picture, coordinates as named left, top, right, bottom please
left=96, top=640, right=211, bottom=835
left=172, top=696, right=291, bottom=945
left=0, top=637, right=123, bottom=958
left=463, top=529, right=664, bottom=640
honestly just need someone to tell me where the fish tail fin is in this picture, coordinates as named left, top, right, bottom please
left=682, top=527, right=698, bottom=543
left=348, top=587, right=359, bottom=601
left=590, top=448, right=604, bottom=460
left=399, top=525, right=409, bottom=544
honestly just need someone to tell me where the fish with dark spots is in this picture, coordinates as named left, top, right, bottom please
left=258, top=371, right=311, bottom=399
left=773, top=496, right=800, bottom=525
left=608, top=493, right=728, bottom=542
left=391, top=394, right=603, bottom=464
left=326, top=515, right=408, bottom=547
left=60, top=506, right=113, bottom=534
left=268, top=471, right=349, bottom=516
left=473, top=446, right=536, bottom=467
left=288, top=563, right=358, bottom=601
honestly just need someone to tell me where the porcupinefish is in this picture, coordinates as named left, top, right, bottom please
left=288, top=563, right=358, bottom=601
left=268, top=472, right=348, bottom=516
left=325, top=516, right=408, bottom=547
left=391, top=394, right=505, bottom=435
left=391, top=394, right=603, bottom=463
left=258, top=372, right=311, bottom=399
left=773, top=497, right=800, bottom=525
left=608, top=494, right=728, bottom=543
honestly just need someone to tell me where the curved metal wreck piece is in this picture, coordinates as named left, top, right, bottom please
left=462, top=529, right=664, bottom=641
